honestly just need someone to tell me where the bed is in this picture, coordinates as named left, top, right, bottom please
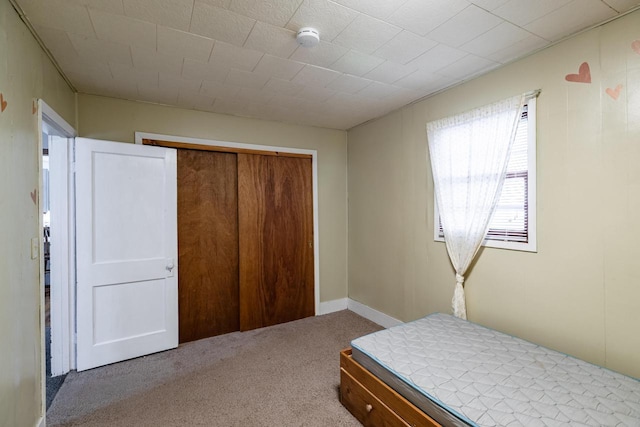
left=340, top=313, right=640, bottom=426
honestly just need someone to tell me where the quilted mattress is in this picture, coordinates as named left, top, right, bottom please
left=350, top=313, right=640, bottom=426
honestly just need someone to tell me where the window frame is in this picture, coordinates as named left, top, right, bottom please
left=433, top=97, right=537, bottom=252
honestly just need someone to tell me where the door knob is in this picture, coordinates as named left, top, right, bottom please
left=166, top=262, right=175, bottom=272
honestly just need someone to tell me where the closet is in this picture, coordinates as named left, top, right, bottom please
left=151, top=140, right=314, bottom=344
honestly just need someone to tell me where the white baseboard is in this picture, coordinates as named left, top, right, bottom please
left=36, top=415, right=45, bottom=427
left=318, top=298, right=348, bottom=315
left=346, top=299, right=403, bottom=329
left=318, top=297, right=403, bottom=329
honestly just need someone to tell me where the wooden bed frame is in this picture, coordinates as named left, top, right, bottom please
left=340, top=348, right=442, bottom=427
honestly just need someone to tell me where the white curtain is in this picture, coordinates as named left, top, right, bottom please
left=426, top=94, right=524, bottom=320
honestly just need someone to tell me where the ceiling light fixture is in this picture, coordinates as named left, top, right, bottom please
left=296, top=27, right=320, bottom=48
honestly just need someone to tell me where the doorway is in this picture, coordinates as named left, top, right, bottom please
left=39, top=100, right=76, bottom=412
left=42, top=131, right=66, bottom=409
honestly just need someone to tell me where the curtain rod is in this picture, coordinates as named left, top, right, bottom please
left=525, top=89, right=541, bottom=100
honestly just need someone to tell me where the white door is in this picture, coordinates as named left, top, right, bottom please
left=75, top=138, right=178, bottom=371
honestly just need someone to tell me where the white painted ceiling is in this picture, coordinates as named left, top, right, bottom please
left=13, top=0, right=640, bottom=130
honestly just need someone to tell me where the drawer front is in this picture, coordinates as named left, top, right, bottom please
left=341, top=368, right=410, bottom=427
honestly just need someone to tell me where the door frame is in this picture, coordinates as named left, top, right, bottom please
left=38, top=100, right=76, bottom=414
left=135, top=132, right=321, bottom=315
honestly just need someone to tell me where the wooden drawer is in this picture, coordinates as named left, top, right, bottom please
left=341, top=367, right=411, bottom=427
left=340, top=348, right=440, bottom=427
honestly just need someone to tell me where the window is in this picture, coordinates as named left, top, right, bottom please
left=435, top=97, right=537, bottom=252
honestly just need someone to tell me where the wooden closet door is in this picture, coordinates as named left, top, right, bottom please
left=178, top=150, right=239, bottom=343
left=237, top=154, right=314, bottom=331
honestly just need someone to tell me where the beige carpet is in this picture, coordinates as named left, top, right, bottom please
left=47, top=310, right=382, bottom=426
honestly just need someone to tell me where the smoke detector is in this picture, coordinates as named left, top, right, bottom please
left=296, top=27, right=320, bottom=48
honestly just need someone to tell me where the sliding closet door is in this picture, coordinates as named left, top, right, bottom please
left=238, top=154, right=314, bottom=331
left=178, top=150, right=239, bottom=343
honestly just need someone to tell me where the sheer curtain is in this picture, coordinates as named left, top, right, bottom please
left=426, top=94, right=524, bottom=319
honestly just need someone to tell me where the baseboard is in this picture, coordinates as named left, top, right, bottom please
left=318, top=298, right=348, bottom=315
left=318, top=297, right=403, bottom=328
left=347, top=299, right=403, bottom=329
left=36, top=415, right=45, bottom=427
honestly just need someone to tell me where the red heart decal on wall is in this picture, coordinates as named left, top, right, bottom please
left=606, top=84, right=623, bottom=100
left=632, top=40, right=640, bottom=55
left=0, top=93, right=7, bottom=112
left=565, top=62, right=591, bottom=83
left=30, top=189, right=37, bottom=205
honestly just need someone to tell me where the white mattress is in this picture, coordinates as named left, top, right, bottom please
left=350, top=313, right=640, bottom=426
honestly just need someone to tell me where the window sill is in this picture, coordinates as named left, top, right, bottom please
left=434, top=236, right=537, bottom=253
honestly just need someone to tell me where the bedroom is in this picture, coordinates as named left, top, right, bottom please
left=1, top=0, right=639, bottom=425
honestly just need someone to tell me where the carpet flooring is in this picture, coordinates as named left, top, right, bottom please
left=46, top=310, right=382, bottom=426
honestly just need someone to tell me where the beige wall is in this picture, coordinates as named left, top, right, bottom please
left=0, top=0, right=76, bottom=425
left=347, top=10, right=640, bottom=378
left=77, top=94, right=348, bottom=303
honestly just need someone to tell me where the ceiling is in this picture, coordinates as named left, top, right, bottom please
left=13, top=0, right=640, bottom=130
